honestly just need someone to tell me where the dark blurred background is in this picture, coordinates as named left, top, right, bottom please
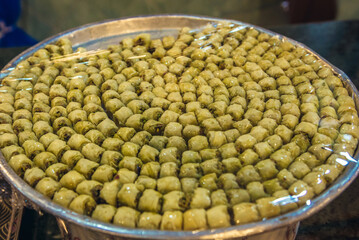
left=0, top=0, right=358, bottom=46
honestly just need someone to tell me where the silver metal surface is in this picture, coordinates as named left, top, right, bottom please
left=0, top=15, right=359, bottom=239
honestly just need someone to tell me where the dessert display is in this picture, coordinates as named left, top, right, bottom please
left=0, top=21, right=358, bottom=230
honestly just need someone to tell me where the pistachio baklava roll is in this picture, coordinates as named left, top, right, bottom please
left=138, top=189, right=162, bottom=213
left=91, top=204, right=117, bottom=223
left=35, top=177, right=61, bottom=198
left=53, top=187, right=79, bottom=208
left=117, top=183, right=144, bottom=208
left=113, top=206, right=140, bottom=228
left=73, top=158, right=99, bottom=179
left=137, top=212, right=162, bottom=230
left=68, top=194, right=97, bottom=216
left=160, top=211, right=183, bottom=230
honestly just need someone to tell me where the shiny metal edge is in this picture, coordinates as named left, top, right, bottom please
left=0, top=14, right=358, bottom=239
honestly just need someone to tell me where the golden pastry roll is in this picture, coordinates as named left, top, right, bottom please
left=246, top=181, right=269, bottom=201
left=302, top=171, right=327, bottom=195
left=45, top=163, right=69, bottom=181
left=76, top=180, right=103, bottom=201
left=97, top=118, right=118, bottom=137
left=200, top=159, right=223, bottom=176
left=67, top=89, right=84, bottom=104
left=18, top=130, right=38, bottom=146
left=35, top=177, right=61, bottom=198
left=148, top=136, right=168, bottom=152
left=99, top=179, right=120, bottom=206
left=53, top=187, right=78, bottom=208
left=73, top=121, right=96, bottom=135
left=271, top=190, right=298, bottom=214
left=91, top=204, right=117, bottom=223
left=256, top=197, right=281, bottom=219
left=288, top=180, right=315, bottom=206
left=47, top=139, right=69, bottom=160
left=52, top=117, right=72, bottom=131
left=210, top=189, right=228, bottom=207
left=24, top=167, right=46, bottom=186
left=91, top=165, right=117, bottom=183
left=187, top=135, right=209, bottom=152
left=135, top=175, right=156, bottom=190
left=206, top=205, right=231, bottom=228
left=140, top=162, right=160, bottom=179
left=181, top=150, right=201, bottom=164
left=199, top=173, right=218, bottom=191
left=73, top=158, right=99, bottom=179
left=190, top=187, right=211, bottom=209
left=158, top=147, right=179, bottom=165
left=255, top=159, right=278, bottom=180
left=162, top=190, right=186, bottom=212
left=121, top=142, right=140, bottom=157
left=1, top=145, right=24, bottom=161
left=288, top=161, right=311, bottom=179
left=113, top=107, right=134, bottom=126
left=115, top=168, right=138, bottom=185
left=0, top=124, right=14, bottom=135
left=117, top=183, right=144, bottom=208
left=81, top=143, right=105, bottom=162
left=100, top=150, right=123, bottom=168
left=68, top=194, right=97, bottom=216
left=179, top=163, right=202, bottom=179
left=167, top=136, right=187, bottom=154
left=0, top=112, right=13, bottom=124
left=218, top=143, right=238, bottom=159
left=159, top=162, right=179, bottom=178
left=59, top=170, right=86, bottom=190
left=0, top=103, right=14, bottom=116
left=113, top=206, right=140, bottom=228
left=101, top=138, right=124, bottom=151
left=32, top=121, right=53, bottom=138
left=49, top=84, right=67, bottom=99
left=270, top=148, right=294, bottom=170
left=33, top=151, right=57, bottom=170
left=180, top=177, right=198, bottom=194
left=61, top=150, right=83, bottom=168
left=262, top=178, right=283, bottom=194
left=88, top=112, right=108, bottom=126
left=130, top=130, right=152, bottom=147
left=312, top=164, right=341, bottom=184
left=8, top=154, right=33, bottom=177
left=235, top=134, right=257, bottom=153
left=236, top=165, right=261, bottom=186
left=233, top=202, right=261, bottom=225
left=57, top=126, right=76, bottom=142
left=217, top=173, right=238, bottom=191
left=183, top=208, right=208, bottom=230
left=198, top=148, right=218, bottom=161
left=157, top=176, right=181, bottom=194
left=119, top=156, right=143, bottom=174
left=48, top=106, right=67, bottom=122
left=137, top=212, right=162, bottom=230
left=137, top=145, right=159, bottom=163
left=0, top=133, right=18, bottom=148
left=85, top=129, right=106, bottom=146
left=15, top=99, right=32, bottom=112
left=138, top=189, right=162, bottom=213
left=160, top=211, right=183, bottom=230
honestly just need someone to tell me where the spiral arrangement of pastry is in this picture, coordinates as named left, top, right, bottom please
left=0, top=22, right=358, bottom=230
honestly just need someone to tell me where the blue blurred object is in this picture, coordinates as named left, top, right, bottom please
left=0, top=0, right=37, bottom=47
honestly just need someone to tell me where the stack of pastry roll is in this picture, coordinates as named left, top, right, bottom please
left=1, top=21, right=358, bottom=230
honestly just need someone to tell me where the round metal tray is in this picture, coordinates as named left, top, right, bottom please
left=1, top=15, right=359, bottom=240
